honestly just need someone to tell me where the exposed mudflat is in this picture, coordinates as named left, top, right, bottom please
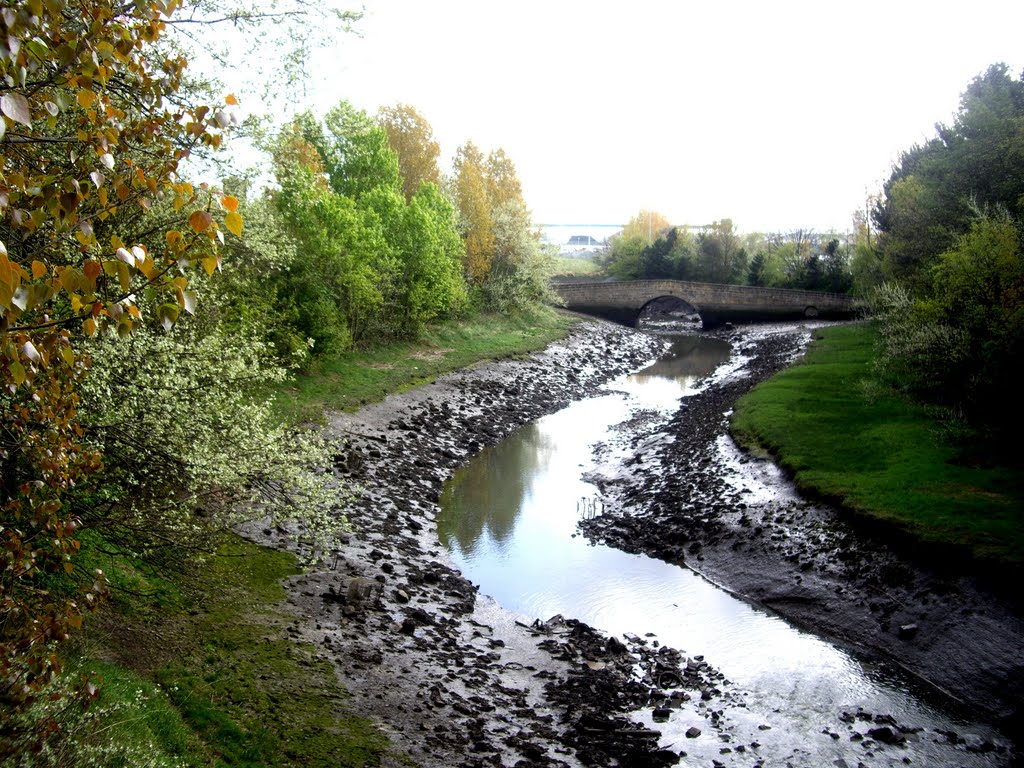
left=250, top=319, right=1021, bottom=767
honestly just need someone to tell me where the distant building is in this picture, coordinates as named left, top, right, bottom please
left=562, top=234, right=606, bottom=256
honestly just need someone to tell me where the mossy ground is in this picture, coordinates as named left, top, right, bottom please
left=730, top=322, right=1024, bottom=566
left=52, top=538, right=393, bottom=768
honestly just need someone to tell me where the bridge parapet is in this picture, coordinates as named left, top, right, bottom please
left=553, top=279, right=858, bottom=327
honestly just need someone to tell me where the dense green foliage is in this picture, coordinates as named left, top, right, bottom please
left=731, top=324, right=1024, bottom=566
left=1, top=0, right=255, bottom=731
left=264, top=107, right=468, bottom=351
left=869, top=64, right=1024, bottom=437
left=601, top=213, right=853, bottom=292
left=874, top=64, right=1024, bottom=291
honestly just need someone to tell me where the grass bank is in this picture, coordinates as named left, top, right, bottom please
left=550, top=255, right=603, bottom=278
left=730, top=322, right=1024, bottom=567
left=273, top=306, right=580, bottom=424
left=36, top=537, right=394, bottom=768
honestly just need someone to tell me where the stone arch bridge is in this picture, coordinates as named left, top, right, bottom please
left=553, top=279, right=858, bottom=328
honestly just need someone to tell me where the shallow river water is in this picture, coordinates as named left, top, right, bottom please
left=437, top=331, right=1011, bottom=767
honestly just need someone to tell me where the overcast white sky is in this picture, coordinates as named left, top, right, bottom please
left=295, top=0, right=1023, bottom=233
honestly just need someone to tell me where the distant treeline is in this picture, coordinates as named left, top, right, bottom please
left=599, top=213, right=855, bottom=294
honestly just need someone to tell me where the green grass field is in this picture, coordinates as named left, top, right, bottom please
left=550, top=255, right=603, bottom=278
left=272, top=306, right=579, bottom=423
left=730, top=323, right=1024, bottom=566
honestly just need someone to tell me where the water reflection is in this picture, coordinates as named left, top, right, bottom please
left=436, top=334, right=1009, bottom=766
left=629, top=335, right=731, bottom=386
left=442, top=427, right=557, bottom=554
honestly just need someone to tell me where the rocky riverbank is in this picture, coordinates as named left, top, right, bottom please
left=252, top=317, right=1020, bottom=767
left=255, top=319, right=712, bottom=768
left=581, top=323, right=1024, bottom=746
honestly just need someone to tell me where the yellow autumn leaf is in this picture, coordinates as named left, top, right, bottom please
left=83, top=317, right=97, bottom=336
left=77, top=90, right=97, bottom=109
left=9, top=360, right=26, bottom=385
left=117, top=261, right=130, bottom=292
left=221, top=195, right=239, bottom=213
left=224, top=211, right=243, bottom=237
left=202, top=256, right=219, bottom=276
left=225, top=93, right=239, bottom=105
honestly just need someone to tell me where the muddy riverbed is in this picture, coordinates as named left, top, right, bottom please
left=255, top=319, right=1021, bottom=767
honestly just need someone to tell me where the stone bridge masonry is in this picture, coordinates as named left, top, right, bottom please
left=553, top=279, right=858, bottom=328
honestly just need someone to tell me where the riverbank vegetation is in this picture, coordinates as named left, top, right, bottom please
left=0, top=2, right=564, bottom=761
left=731, top=323, right=1024, bottom=567
left=597, top=212, right=857, bottom=294
left=733, top=63, right=1024, bottom=569
left=273, top=306, right=578, bottom=424
left=5, top=534, right=394, bottom=768
left=867, top=64, right=1024, bottom=442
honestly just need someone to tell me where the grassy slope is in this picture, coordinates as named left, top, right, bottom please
left=52, top=308, right=582, bottom=768
left=550, top=256, right=603, bottom=278
left=59, top=538, right=392, bottom=768
left=730, top=323, right=1024, bottom=566
left=273, top=307, right=578, bottom=423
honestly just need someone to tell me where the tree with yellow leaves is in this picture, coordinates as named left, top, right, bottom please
left=0, top=0, right=240, bottom=724
left=452, top=141, right=496, bottom=285
left=377, top=103, right=442, bottom=202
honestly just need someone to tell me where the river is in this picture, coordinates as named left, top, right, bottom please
left=437, top=330, right=1011, bottom=767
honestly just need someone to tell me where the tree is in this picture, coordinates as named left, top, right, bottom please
left=481, top=199, right=556, bottom=311
left=485, top=149, right=524, bottom=211
left=319, top=102, right=402, bottom=200
left=747, top=252, right=768, bottom=286
left=872, top=211, right=1023, bottom=436
left=401, top=184, right=468, bottom=329
left=696, top=219, right=746, bottom=283
left=621, top=210, right=672, bottom=244
left=600, top=234, right=646, bottom=279
left=875, top=64, right=1024, bottom=291
left=270, top=110, right=467, bottom=346
left=377, top=104, right=442, bottom=202
left=272, top=130, right=392, bottom=349
left=1, top=0, right=240, bottom=731
left=451, top=141, right=495, bottom=285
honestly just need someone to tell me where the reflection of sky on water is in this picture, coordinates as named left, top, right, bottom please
left=437, top=335, right=1008, bottom=766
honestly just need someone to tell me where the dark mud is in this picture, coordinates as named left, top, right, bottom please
left=580, top=324, right=1024, bottom=748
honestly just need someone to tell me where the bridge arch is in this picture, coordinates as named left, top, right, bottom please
left=637, top=294, right=702, bottom=327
